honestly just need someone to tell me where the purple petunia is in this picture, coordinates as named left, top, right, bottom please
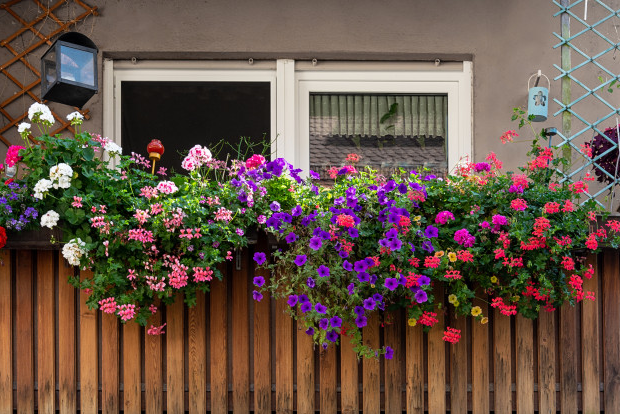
left=285, top=232, right=298, bottom=243
left=425, top=225, right=439, bottom=238
left=319, top=318, right=329, bottom=330
left=348, top=228, right=359, bottom=238
left=357, top=272, right=370, bottom=283
left=384, top=278, right=399, bottom=291
left=253, top=252, right=267, bottom=265
left=414, top=289, right=428, bottom=303
left=315, top=303, right=327, bottom=314
left=300, top=302, right=312, bottom=313
left=309, top=170, right=321, bottom=180
left=421, top=240, right=435, bottom=253
left=355, top=315, right=368, bottom=328
left=418, top=275, right=431, bottom=286
left=347, top=283, right=355, bottom=295
left=253, top=276, right=265, bottom=287
left=326, top=330, right=339, bottom=342
left=306, top=327, right=314, bottom=335
left=384, top=346, right=394, bottom=360
left=330, top=316, right=342, bottom=328
left=287, top=295, right=298, bottom=307
left=309, top=237, right=322, bottom=250
left=342, top=260, right=353, bottom=271
left=269, top=201, right=281, bottom=212
left=298, top=294, right=309, bottom=303
left=317, top=265, right=330, bottom=278
left=252, top=290, right=263, bottom=301
left=291, top=205, right=303, bottom=216
left=363, top=297, right=376, bottom=310
left=354, top=306, right=365, bottom=316
left=354, top=260, right=368, bottom=272
left=388, top=238, right=402, bottom=250
left=306, top=277, right=316, bottom=288
left=294, top=255, right=307, bottom=266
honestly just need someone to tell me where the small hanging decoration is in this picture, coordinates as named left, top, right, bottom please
left=527, top=70, right=550, bottom=122
left=147, top=139, right=165, bottom=175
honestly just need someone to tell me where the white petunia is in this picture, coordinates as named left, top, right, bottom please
left=40, top=210, right=60, bottom=229
left=33, top=179, right=53, bottom=199
left=104, top=141, right=122, bottom=155
left=17, top=122, right=31, bottom=134
left=62, top=238, right=87, bottom=266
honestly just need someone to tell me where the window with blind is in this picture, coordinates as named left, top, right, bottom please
left=309, top=93, right=448, bottom=178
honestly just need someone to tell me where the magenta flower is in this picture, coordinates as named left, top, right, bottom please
left=385, top=346, right=394, bottom=359
left=252, top=290, right=263, bottom=301
left=253, top=252, right=267, bottom=265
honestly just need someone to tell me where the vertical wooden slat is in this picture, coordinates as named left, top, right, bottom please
left=102, top=313, right=119, bottom=414
left=254, top=240, right=272, bottom=414
left=188, top=291, right=207, bottom=414
left=581, top=254, right=600, bottom=414
left=428, top=285, right=445, bottom=414
left=123, top=321, right=141, bottom=414
left=406, top=320, right=424, bottom=414
left=0, top=250, right=11, bottom=414
left=340, top=335, right=359, bottom=414
left=15, top=250, right=33, bottom=414
left=363, top=312, right=380, bottom=414
left=493, top=309, right=512, bottom=414
left=320, top=343, right=337, bottom=414
left=58, top=254, right=76, bottom=414
left=515, top=315, right=534, bottom=414
left=560, top=304, right=578, bottom=413
left=450, top=315, right=467, bottom=414
left=79, top=269, right=98, bottom=414
left=232, top=254, right=250, bottom=413
left=145, top=307, right=163, bottom=414
left=471, top=296, right=489, bottom=414
left=385, top=311, right=402, bottom=414
left=275, top=297, right=293, bottom=414
left=296, top=320, right=314, bottom=414
left=603, top=249, right=620, bottom=413
left=538, top=309, right=556, bottom=414
left=37, top=251, right=55, bottom=414
left=166, top=295, right=185, bottom=413
left=210, top=276, right=228, bottom=414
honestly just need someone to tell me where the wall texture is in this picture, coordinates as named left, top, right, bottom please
left=2, top=0, right=616, bottom=170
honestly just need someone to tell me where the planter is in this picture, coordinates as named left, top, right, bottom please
left=5, top=227, right=62, bottom=250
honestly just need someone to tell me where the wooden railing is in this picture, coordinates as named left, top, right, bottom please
left=0, top=243, right=618, bottom=413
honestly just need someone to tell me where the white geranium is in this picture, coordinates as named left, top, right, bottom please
left=41, top=210, right=60, bottom=229
left=28, top=102, right=54, bottom=125
left=62, top=238, right=87, bottom=266
left=49, top=163, right=73, bottom=189
left=33, top=179, right=53, bottom=199
left=66, top=111, right=84, bottom=122
left=17, top=122, right=30, bottom=134
left=104, top=141, right=122, bottom=155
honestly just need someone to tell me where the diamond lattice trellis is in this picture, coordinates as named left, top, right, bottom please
left=552, top=0, right=620, bottom=209
left=0, top=0, right=98, bottom=148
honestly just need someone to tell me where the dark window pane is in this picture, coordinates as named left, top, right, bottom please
left=121, top=81, right=271, bottom=173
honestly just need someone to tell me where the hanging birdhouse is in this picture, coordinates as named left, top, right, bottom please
left=40, top=32, right=98, bottom=108
left=527, top=71, right=550, bottom=122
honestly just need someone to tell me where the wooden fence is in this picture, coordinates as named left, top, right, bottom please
left=0, top=242, right=618, bottom=413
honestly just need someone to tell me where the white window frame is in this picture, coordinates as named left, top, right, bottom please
left=104, top=60, right=472, bottom=173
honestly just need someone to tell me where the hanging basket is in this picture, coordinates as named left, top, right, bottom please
left=527, top=73, right=550, bottom=122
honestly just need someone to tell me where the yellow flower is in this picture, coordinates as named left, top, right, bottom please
left=448, top=252, right=457, bottom=262
left=413, top=215, right=421, bottom=223
left=453, top=301, right=460, bottom=307
left=408, top=318, right=417, bottom=327
left=448, top=294, right=457, bottom=304
left=490, top=276, right=498, bottom=284
left=435, top=250, right=445, bottom=258
left=512, top=295, right=520, bottom=302
left=471, top=306, right=482, bottom=317
left=481, top=316, right=489, bottom=324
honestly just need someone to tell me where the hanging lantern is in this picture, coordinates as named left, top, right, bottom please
left=527, top=71, right=550, bottom=122
left=40, top=32, right=98, bottom=108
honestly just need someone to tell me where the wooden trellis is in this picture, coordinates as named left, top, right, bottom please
left=0, top=0, right=98, bottom=148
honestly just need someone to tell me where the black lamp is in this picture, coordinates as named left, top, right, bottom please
left=40, top=32, right=98, bottom=108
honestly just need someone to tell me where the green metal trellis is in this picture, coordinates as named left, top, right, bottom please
left=552, top=0, right=620, bottom=209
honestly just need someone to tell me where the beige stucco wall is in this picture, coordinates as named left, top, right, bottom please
left=2, top=0, right=617, bottom=171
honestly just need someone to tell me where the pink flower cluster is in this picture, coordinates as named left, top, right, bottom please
left=128, top=228, right=155, bottom=243
left=5, top=145, right=25, bottom=167
left=181, top=145, right=212, bottom=171
left=215, top=207, right=233, bottom=222
left=435, top=211, right=455, bottom=224
left=156, top=181, right=178, bottom=195
left=245, top=154, right=266, bottom=170
left=98, top=297, right=117, bottom=314
left=454, top=228, right=475, bottom=247
left=117, top=304, right=136, bottom=321
left=193, top=266, right=214, bottom=282
left=147, top=323, right=167, bottom=335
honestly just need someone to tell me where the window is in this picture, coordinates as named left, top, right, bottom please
left=104, top=60, right=471, bottom=176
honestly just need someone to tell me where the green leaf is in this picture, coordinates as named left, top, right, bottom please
left=82, top=147, right=95, bottom=161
